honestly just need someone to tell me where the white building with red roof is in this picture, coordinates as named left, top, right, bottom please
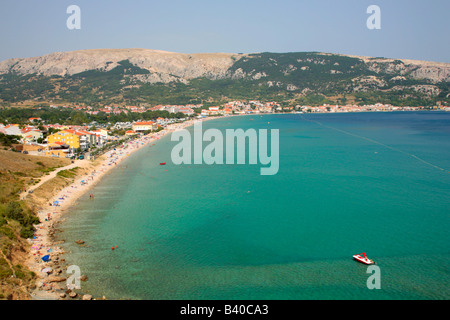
left=132, top=121, right=157, bottom=132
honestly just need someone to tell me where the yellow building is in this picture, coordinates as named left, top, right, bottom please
left=47, top=130, right=82, bottom=149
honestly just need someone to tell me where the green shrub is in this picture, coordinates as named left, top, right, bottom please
left=57, top=169, right=77, bottom=179
left=20, top=226, right=35, bottom=239
left=41, top=167, right=57, bottom=174
left=14, top=265, right=25, bottom=279
left=5, top=202, right=23, bottom=220
left=3, top=202, right=39, bottom=238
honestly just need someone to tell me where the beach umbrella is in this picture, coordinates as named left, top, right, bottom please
left=53, top=201, right=59, bottom=205
left=41, top=255, right=50, bottom=262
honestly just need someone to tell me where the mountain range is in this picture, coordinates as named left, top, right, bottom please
left=0, top=48, right=448, bottom=106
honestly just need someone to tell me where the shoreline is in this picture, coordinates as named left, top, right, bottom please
left=26, top=116, right=224, bottom=300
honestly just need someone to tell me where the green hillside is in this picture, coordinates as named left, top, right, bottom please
left=0, top=52, right=448, bottom=107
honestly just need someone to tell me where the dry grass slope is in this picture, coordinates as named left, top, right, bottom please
left=0, top=150, right=70, bottom=299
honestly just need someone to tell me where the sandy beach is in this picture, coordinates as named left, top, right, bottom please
left=26, top=117, right=221, bottom=300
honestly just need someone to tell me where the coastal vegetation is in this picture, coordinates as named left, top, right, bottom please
left=0, top=107, right=186, bottom=126
left=0, top=133, right=20, bottom=147
left=56, top=167, right=79, bottom=179
left=0, top=149, right=70, bottom=299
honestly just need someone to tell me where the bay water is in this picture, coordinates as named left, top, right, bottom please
left=58, top=112, right=450, bottom=300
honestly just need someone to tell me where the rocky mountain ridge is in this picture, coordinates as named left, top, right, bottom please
left=1, top=49, right=448, bottom=83
left=0, top=49, right=448, bottom=106
left=0, top=49, right=246, bottom=83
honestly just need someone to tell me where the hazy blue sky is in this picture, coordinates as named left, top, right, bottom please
left=0, top=0, right=449, bottom=62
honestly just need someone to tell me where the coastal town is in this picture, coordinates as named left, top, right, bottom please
left=1, top=100, right=449, bottom=160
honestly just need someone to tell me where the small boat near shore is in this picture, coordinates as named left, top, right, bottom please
left=159, top=162, right=166, bottom=165
left=353, top=253, right=376, bottom=265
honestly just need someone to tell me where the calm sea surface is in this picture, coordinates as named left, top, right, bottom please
left=58, top=112, right=450, bottom=300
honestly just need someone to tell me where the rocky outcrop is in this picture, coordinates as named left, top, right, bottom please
left=0, top=49, right=246, bottom=83
left=330, top=53, right=450, bottom=83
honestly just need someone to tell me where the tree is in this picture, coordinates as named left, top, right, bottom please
left=5, top=202, right=24, bottom=221
left=48, top=127, right=61, bottom=135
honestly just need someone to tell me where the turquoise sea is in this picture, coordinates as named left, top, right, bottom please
left=58, top=112, right=450, bottom=300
